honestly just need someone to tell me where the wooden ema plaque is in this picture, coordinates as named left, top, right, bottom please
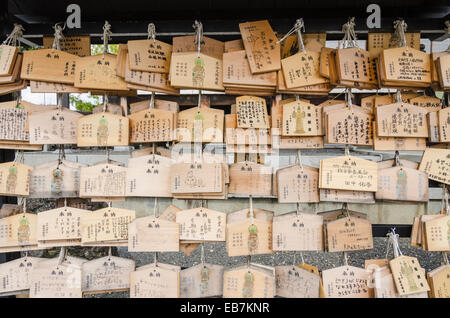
left=37, top=206, right=89, bottom=247
left=390, top=255, right=430, bottom=296
left=169, top=52, right=224, bottom=91
left=438, top=107, right=450, bottom=142
left=277, top=69, right=332, bottom=95
left=0, top=213, right=38, bottom=252
left=81, top=255, right=135, bottom=294
left=130, top=263, right=180, bottom=298
left=92, top=103, right=123, bottom=116
left=29, top=259, right=82, bottom=298
left=239, top=20, right=280, bottom=74
left=424, top=215, right=450, bottom=251
left=381, top=47, right=431, bottom=84
left=74, top=54, right=128, bottom=91
left=280, top=33, right=326, bottom=58
left=427, top=265, right=450, bottom=298
left=376, top=166, right=428, bottom=202
left=0, top=256, right=43, bottom=295
left=319, top=156, right=378, bottom=192
left=223, top=50, right=277, bottom=87
left=373, top=122, right=427, bottom=151
left=276, top=165, right=319, bottom=203
left=377, top=158, right=419, bottom=170
left=43, top=35, right=91, bottom=57
left=172, top=35, right=224, bottom=60
left=282, top=100, right=322, bottom=136
left=319, top=47, right=333, bottom=78
left=29, top=160, right=85, bottom=199
left=367, top=32, right=420, bottom=57
left=326, top=106, right=373, bottom=145
left=180, top=263, right=224, bottom=298
left=436, top=54, right=450, bottom=89
left=428, top=111, right=440, bottom=142
left=319, top=209, right=367, bottom=223
left=319, top=189, right=375, bottom=204
left=0, top=52, right=21, bottom=84
left=376, top=102, right=428, bottom=137
left=0, top=45, right=18, bottom=76
left=127, top=38, right=172, bottom=73
left=176, top=207, right=226, bottom=242
left=130, top=99, right=179, bottom=114
left=170, top=162, right=223, bottom=194
left=275, top=265, right=321, bottom=298
left=225, top=114, right=270, bottom=146
left=322, top=265, right=370, bottom=298
left=29, top=108, right=82, bottom=144
left=0, top=162, right=32, bottom=196
left=176, top=106, right=224, bottom=143
left=228, top=161, right=272, bottom=196
left=128, top=108, right=175, bottom=143
left=272, top=212, right=323, bottom=251
left=79, top=163, right=127, bottom=198
left=325, top=216, right=373, bottom=252
left=281, top=51, right=328, bottom=88
left=410, top=95, right=442, bottom=112
left=30, top=81, right=86, bottom=93
left=21, top=49, right=77, bottom=84
left=0, top=103, right=28, bottom=141
left=80, top=207, right=135, bottom=245
left=431, top=52, right=448, bottom=85
left=126, top=154, right=172, bottom=197
left=77, top=112, right=129, bottom=147
left=335, top=47, right=376, bottom=84
left=223, top=264, right=275, bottom=298
left=235, top=96, right=269, bottom=129
left=128, top=216, right=179, bottom=252
left=419, top=148, right=450, bottom=185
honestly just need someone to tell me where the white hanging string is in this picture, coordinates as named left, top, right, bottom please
left=102, top=94, right=108, bottom=113
left=394, top=150, right=402, bottom=168
left=395, top=90, right=403, bottom=104
left=2, top=24, right=24, bottom=47
left=52, top=23, right=65, bottom=51
left=147, top=23, right=156, bottom=41
left=345, top=88, right=354, bottom=112
left=343, top=251, right=349, bottom=266
left=193, top=20, right=203, bottom=58
left=102, top=21, right=112, bottom=57
left=295, top=149, right=304, bottom=172
left=57, top=247, right=67, bottom=266
left=149, top=91, right=155, bottom=109
left=248, top=195, right=254, bottom=219
left=393, top=19, right=408, bottom=48
left=387, top=228, right=403, bottom=258
left=153, top=197, right=158, bottom=218
left=341, top=17, right=358, bottom=49
left=277, top=18, right=306, bottom=53
left=201, top=242, right=206, bottom=267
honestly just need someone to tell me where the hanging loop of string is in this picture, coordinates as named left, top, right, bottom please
left=345, top=88, right=354, bottom=112
left=147, top=23, right=156, bottom=42
left=14, top=150, right=24, bottom=165
left=102, top=21, right=112, bottom=57
left=396, top=90, right=403, bottom=103
left=277, top=18, right=306, bottom=53
left=149, top=91, right=155, bottom=109
left=52, top=23, right=65, bottom=51
left=342, top=202, right=350, bottom=218
left=442, top=252, right=449, bottom=266
left=154, top=252, right=158, bottom=267
left=197, top=89, right=202, bottom=111
left=394, top=150, right=402, bottom=167
left=341, top=17, right=358, bottom=49
left=343, top=251, right=349, bottom=266
left=108, top=246, right=112, bottom=259
left=296, top=202, right=302, bottom=216
left=153, top=197, right=159, bottom=218
left=22, top=197, right=26, bottom=216
left=295, top=149, right=304, bottom=172
left=2, top=24, right=24, bottom=47
left=57, top=247, right=67, bottom=266
left=248, top=195, right=254, bottom=219
left=102, top=94, right=109, bottom=113
left=201, top=242, right=206, bottom=266
left=442, top=184, right=449, bottom=215
left=387, top=228, right=403, bottom=258
left=344, top=144, right=350, bottom=157
left=193, top=20, right=203, bottom=58
left=393, top=19, right=408, bottom=48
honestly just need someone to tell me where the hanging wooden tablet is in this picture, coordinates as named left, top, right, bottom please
left=367, top=32, right=421, bottom=57
left=281, top=51, right=329, bottom=89
left=176, top=106, right=224, bottom=143
left=30, top=81, right=86, bottom=93
left=128, top=216, right=179, bottom=252
left=373, top=267, right=427, bottom=298
left=92, top=103, right=123, bottom=116
left=130, top=263, right=180, bottom=298
left=79, top=163, right=127, bottom=198
left=376, top=102, right=428, bottom=137
left=272, top=212, right=323, bottom=251
left=81, top=255, right=135, bottom=294
left=180, top=263, right=224, bottom=298
left=0, top=162, right=32, bottom=196
left=410, top=95, right=442, bottom=112
left=37, top=206, right=88, bottom=247
left=176, top=207, right=226, bottom=242
left=80, top=207, right=135, bottom=245
left=29, top=258, right=82, bottom=298
left=438, top=107, right=450, bottom=142
left=419, top=148, right=450, bottom=185
left=130, top=99, right=179, bottom=114
left=319, top=47, right=333, bottom=78
left=276, top=165, right=319, bottom=203
left=127, top=38, right=171, bottom=73
left=427, top=265, right=450, bottom=298
left=277, top=70, right=332, bottom=95
left=325, top=216, right=373, bottom=252
left=223, top=264, right=275, bottom=298
left=376, top=166, right=428, bottom=202
left=169, top=52, right=224, bottom=91
left=424, top=215, right=450, bottom=251
left=319, top=156, right=378, bottom=192
left=377, top=158, right=419, bottom=170
left=428, top=111, right=440, bottom=142
left=0, top=256, right=43, bottom=296
left=228, top=161, right=272, bottom=196
left=239, top=20, right=280, bottom=74
left=225, top=39, right=244, bottom=53
left=126, top=154, right=172, bottom=197
left=0, top=213, right=38, bottom=253
left=335, top=47, right=376, bottom=84
left=170, top=162, right=223, bottom=194
left=42, top=35, right=91, bottom=57
left=318, top=209, right=367, bottom=223
left=436, top=54, right=450, bottom=90
left=282, top=100, right=322, bottom=136
left=319, top=189, right=375, bottom=204
left=0, top=45, right=18, bottom=76
left=21, top=49, right=77, bottom=84
left=0, top=52, right=21, bottom=84
left=172, top=35, right=224, bottom=60
left=322, top=265, right=370, bottom=298
left=326, top=107, right=373, bottom=145
left=128, top=108, right=175, bottom=143
left=225, top=114, right=270, bottom=146
left=28, top=108, right=82, bottom=144
left=275, top=265, right=320, bottom=298
left=235, top=96, right=269, bottom=129
left=0, top=102, right=28, bottom=141
left=0, top=80, right=26, bottom=96
left=280, top=33, right=326, bottom=58
left=77, top=112, right=129, bottom=147
left=0, top=203, right=20, bottom=218
left=373, top=122, right=427, bottom=151
left=381, top=47, right=431, bottom=84
left=390, top=255, right=430, bottom=295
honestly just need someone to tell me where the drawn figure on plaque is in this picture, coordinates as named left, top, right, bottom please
left=6, top=166, right=18, bottom=193
left=242, top=272, right=254, bottom=298
left=395, top=169, right=407, bottom=200
left=248, top=224, right=258, bottom=254
left=97, top=117, right=109, bottom=146
left=192, top=58, right=205, bottom=88
left=51, top=168, right=63, bottom=195
left=400, top=262, right=419, bottom=292
left=292, top=108, right=306, bottom=134
left=199, top=267, right=209, bottom=295
left=17, top=216, right=30, bottom=243
left=185, top=170, right=204, bottom=188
